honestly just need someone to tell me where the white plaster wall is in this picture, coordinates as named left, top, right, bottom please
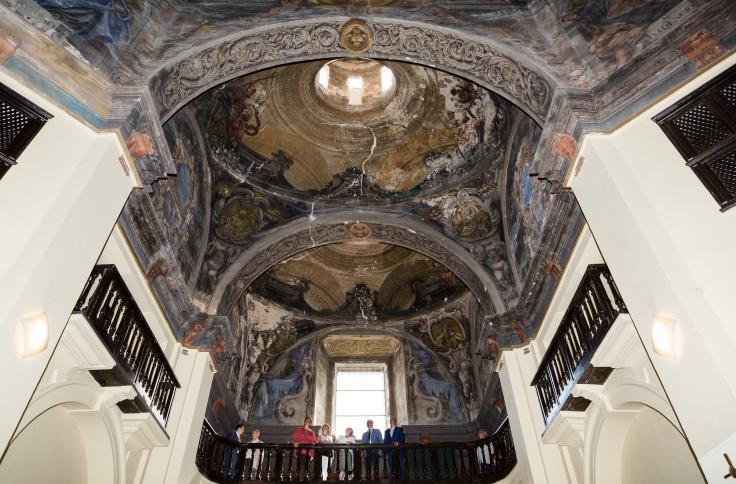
left=0, top=70, right=137, bottom=456
left=0, top=405, right=88, bottom=484
left=621, top=407, right=703, bottom=484
left=496, top=223, right=605, bottom=484
left=499, top=347, right=574, bottom=484
left=570, top=52, right=736, bottom=480
left=96, top=224, right=216, bottom=484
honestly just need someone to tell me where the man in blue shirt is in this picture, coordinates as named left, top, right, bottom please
left=361, top=419, right=383, bottom=479
left=384, top=417, right=405, bottom=479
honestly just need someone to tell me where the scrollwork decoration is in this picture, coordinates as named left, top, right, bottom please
left=151, top=20, right=552, bottom=123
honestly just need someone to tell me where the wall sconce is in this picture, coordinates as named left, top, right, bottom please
left=20, top=312, right=48, bottom=358
left=650, top=315, right=677, bottom=359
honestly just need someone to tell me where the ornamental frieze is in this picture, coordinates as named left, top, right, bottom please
left=150, top=20, right=553, bottom=123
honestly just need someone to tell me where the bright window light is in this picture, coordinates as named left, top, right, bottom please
left=650, top=314, right=677, bottom=359
left=334, top=367, right=387, bottom=435
left=380, top=66, right=395, bottom=93
left=317, top=65, right=330, bottom=90
left=347, top=76, right=364, bottom=89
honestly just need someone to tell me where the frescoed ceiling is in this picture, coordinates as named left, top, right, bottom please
left=251, top=241, right=468, bottom=317
left=182, top=59, right=518, bottom=316
left=5, top=0, right=733, bottom=430
left=18, top=0, right=733, bottom=96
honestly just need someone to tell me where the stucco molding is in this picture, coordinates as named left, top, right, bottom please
left=149, top=18, right=555, bottom=124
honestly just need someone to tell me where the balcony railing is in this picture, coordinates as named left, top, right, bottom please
left=74, top=264, right=180, bottom=425
left=196, top=419, right=515, bottom=483
left=531, top=264, right=627, bottom=426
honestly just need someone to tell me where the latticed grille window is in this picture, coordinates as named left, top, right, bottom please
left=654, top=65, right=736, bottom=211
left=0, top=82, right=51, bottom=180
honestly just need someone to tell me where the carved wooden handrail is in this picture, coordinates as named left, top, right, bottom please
left=197, top=419, right=515, bottom=483
left=75, top=264, right=180, bottom=425
left=531, top=264, right=627, bottom=426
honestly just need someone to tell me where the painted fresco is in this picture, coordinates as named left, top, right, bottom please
left=153, top=110, right=210, bottom=286
left=250, top=342, right=315, bottom=424
left=406, top=343, right=467, bottom=424
left=553, top=0, right=693, bottom=77
left=235, top=295, right=316, bottom=419
left=193, top=167, right=305, bottom=303
left=205, top=373, right=244, bottom=435
left=404, top=309, right=479, bottom=417
left=77, top=1, right=544, bottom=83
left=505, top=115, right=546, bottom=281
left=475, top=373, right=507, bottom=433
left=183, top=58, right=519, bottom=310
left=204, top=60, right=504, bottom=205
left=23, top=0, right=731, bottom=90
left=206, top=292, right=481, bottom=425
left=32, top=0, right=164, bottom=69
left=13, top=0, right=734, bottom=445
left=251, top=241, right=467, bottom=317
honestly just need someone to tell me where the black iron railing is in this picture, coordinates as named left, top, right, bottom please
left=531, top=264, right=627, bottom=426
left=197, top=419, right=515, bottom=483
left=75, top=264, right=180, bottom=425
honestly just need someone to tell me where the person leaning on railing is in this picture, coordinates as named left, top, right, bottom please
left=336, top=427, right=356, bottom=480
left=361, top=419, right=383, bottom=480
left=245, top=428, right=263, bottom=479
left=292, top=416, right=317, bottom=479
left=319, top=424, right=336, bottom=481
left=475, top=428, right=494, bottom=475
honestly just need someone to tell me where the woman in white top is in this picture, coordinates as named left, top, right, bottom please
left=319, top=424, right=336, bottom=481
left=337, top=427, right=356, bottom=480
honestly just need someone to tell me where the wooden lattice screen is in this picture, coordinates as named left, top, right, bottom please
left=0, top=82, right=52, bottom=181
left=654, top=64, right=736, bottom=211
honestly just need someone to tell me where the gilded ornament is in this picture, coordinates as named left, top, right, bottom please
left=215, top=197, right=262, bottom=243
left=429, top=317, right=466, bottom=350
left=348, top=221, right=372, bottom=239
left=340, top=19, right=373, bottom=53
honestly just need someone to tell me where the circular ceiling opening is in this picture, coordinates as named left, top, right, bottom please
left=315, top=58, right=396, bottom=112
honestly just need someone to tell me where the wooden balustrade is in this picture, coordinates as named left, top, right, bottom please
left=74, top=264, right=180, bottom=425
left=531, top=264, right=627, bottom=426
left=197, top=419, right=515, bottom=483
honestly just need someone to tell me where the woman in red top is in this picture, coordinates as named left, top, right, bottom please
left=292, top=416, right=318, bottom=454
left=292, top=416, right=317, bottom=479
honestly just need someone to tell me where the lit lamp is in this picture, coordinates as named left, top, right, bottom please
left=20, top=312, right=49, bottom=358
left=650, top=315, right=677, bottom=359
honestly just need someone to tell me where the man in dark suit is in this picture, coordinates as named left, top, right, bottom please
left=223, top=423, right=245, bottom=479
left=384, top=417, right=406, bottom=479
left=361, top=419, right=383, bottom=479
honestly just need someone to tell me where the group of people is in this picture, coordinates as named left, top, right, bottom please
left=223, top=424, right=264, bottom=479
left=224, top=417, right=494, bottom=481
left=291, top=416, right=405, bottom=480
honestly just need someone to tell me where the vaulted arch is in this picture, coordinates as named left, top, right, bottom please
left=150, top=18, right=557, bottom=125
left=208, top=211, right=505, bottom=316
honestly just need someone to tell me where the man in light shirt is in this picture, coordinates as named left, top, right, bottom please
left=475, top=428, right=494, bottom=475
left=245, top=428, right=263, bottom=479
left=361, top=419, right=383, bottom=479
